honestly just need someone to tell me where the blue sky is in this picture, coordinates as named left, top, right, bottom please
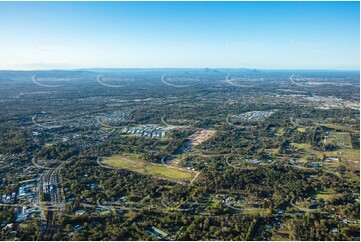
left=0, top=1, right=359, bottom=70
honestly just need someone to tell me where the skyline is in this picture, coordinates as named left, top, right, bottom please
left=0, top=1, right=359, bottom=70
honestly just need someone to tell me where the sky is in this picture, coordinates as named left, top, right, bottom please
left=0, top=1, right=359, bottom=70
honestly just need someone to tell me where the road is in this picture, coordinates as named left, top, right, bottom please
left=33, top=157, right=69, bottom=234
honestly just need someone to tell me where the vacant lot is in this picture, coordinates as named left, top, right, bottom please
left=189, top=129, right=216, bottom=146
left=103, top=155, right=193, bottom=180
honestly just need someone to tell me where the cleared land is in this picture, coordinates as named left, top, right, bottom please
left=291, top=143, right=360, bottom=162
left=188, top=129, right=216, bottom=146
left=103, top=155, right=193, bottom=180
left=320, top=123, right=359, bottom=133
left=297, top=127, right=306, bottom=133
left=326, top=131, right=352, bottom=148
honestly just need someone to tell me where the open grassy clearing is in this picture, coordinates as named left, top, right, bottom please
left=315, top=193, right=333, bottom=201
left=326, top=131, right=352, bottom=148
left=240, top=208, right=266, bottom=215
left=323, top=162, right=339, bottom=169
left=292, top=143, right=336, bottom=161
left=103, top=155, right=193, bottom=180
left=337, top=149, right=360, bottom=162
left=100, top=210, right=112, bottom=216
left=334, top=132, right=352, bottom=147
left=265, top=148, right=279, bottom=155
left=275, top=127, right=285, bottom=136
left=297, top=127, right=306, bottom=133
left=320, top=123, right=359, bottom=133
left=291, top=143, right=359, bottom=162
left=315, top=188, right=337, bottom=201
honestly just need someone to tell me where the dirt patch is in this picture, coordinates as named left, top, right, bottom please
left=189, top=129, right=216, bottom=146
left=169, top=158, right=181, bottom=166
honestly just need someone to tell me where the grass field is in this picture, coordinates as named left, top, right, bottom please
left=297, top=127, right=306, bottom=133
left=291, top=143, right=360, bottom=163
left=326, top=132, right=352, bottom=148
left=100, top=210, right=112, bottom=216
left=337, top=149, right=360, bottom=162
left=103, top=155, right=193, bottom=180
left=275, top=127, right=285, bottom=136
left=320, top=123, right=359, bottom=133
left=316, top=188, right=337, bottom=201
left=292, top=143, right=335, bottom=161
left=265, top=148, right=279, bottom=155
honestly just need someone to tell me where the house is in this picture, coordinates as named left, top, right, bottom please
left=2, top=223, right=13, bottom=231
left=324, top=157, right=339, bottom=162
left=73, top=225, right=83, bottom=231
left=151, top=226, right=169, bottom=238
left=147, top=226, right=170, bottom=239
left=265, top=225, right=272, bottom=231
left=146, top=230, right=161, bottom=240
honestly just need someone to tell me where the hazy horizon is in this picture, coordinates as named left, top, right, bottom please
left=0, top=68, right=360, bottom=72
left=0, top=1, right=359, bottom=70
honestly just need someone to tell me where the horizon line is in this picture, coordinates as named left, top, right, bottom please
left=0, top=67, right=360, bottom=72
